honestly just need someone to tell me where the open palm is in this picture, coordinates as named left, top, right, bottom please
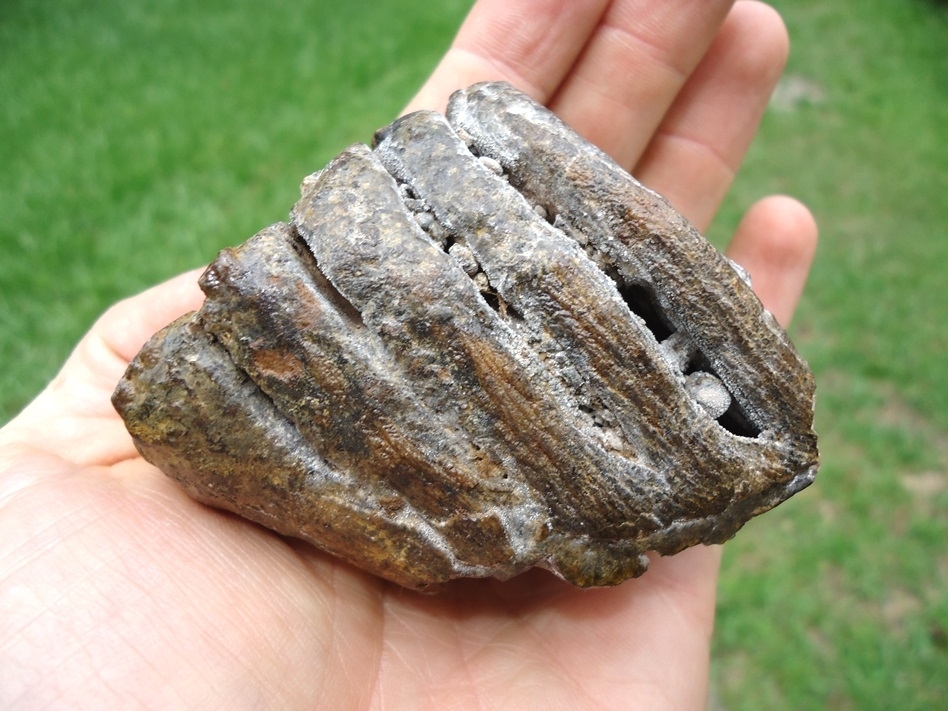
left=1, top=1, right=817, bottom=708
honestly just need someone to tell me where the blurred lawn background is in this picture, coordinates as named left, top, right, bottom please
left=1, top=0, right=945, bottom=708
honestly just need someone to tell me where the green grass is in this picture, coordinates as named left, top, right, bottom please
left=2, top=0, right=947, bottom=708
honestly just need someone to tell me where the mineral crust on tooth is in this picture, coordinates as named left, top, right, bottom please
left=112, top=82, right=819, bottom=590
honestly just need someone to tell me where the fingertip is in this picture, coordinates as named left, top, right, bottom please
left=730, top=1, right=790, bottom=84
left=735, top=194, right=819, bottom=262
left=726, top=195, right=818, bottom=327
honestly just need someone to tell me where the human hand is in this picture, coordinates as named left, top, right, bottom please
left=0, top=1, right=817, bottom=708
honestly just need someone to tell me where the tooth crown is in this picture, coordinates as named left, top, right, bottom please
left=112, top=82, right=818, bottom=589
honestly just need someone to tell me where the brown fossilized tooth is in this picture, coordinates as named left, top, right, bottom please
left=112, top=82, right=819, bottom=589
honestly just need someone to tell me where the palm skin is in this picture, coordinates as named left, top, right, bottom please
left=0, top=1, right=817, bottom=708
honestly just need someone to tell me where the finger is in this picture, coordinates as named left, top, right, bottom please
left=634, top=1, right=789, bottom=230
left=549, top=0, right=736, bottom=167
left=404, top=0, right=611, bottom=113
left=0, top=270, right=205, bottom=466
left=726, top=195, right=818, bottom=327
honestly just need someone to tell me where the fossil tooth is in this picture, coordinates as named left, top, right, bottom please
left=112, top=82, right=819, bottom=590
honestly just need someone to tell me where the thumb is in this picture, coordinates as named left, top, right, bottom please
left=0, top=269, right=206, bottom=467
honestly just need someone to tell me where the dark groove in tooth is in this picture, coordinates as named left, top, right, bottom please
left=616, top=281, right=676, bottom=343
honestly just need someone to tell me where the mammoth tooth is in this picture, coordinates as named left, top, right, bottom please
left=112, top=82, right=819, bottom=590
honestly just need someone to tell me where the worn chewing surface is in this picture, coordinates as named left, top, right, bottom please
left=112, top=82, right=819, bottom=589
